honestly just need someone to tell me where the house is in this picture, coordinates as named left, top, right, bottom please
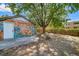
left=64, top=21, right=79, bottom=28
left=0, top=15, right=36, bottom=40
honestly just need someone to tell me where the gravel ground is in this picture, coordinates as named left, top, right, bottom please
left=0, top=33, right=79, bottom=56
left=46, top=33, right=79, bottom=56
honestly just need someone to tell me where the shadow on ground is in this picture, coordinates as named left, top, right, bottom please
left=0, top=33, right=79, bottom=56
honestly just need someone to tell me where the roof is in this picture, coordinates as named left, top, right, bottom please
left=68, top=20, right=79, bottom=22
left=0, top=15, right=34, bottom=25
left=67, top=20, right=79, bottom=23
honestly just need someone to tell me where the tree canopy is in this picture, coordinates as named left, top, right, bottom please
left=6, top=3, right=79, bottom=33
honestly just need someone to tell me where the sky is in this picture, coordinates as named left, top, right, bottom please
left=0, top=4, right=79, bottom=21
left=68, top=11, right=79, bottom=21
left=0, top=4, right=13, bottom=16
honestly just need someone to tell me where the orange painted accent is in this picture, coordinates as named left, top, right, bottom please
left=3, top=19, right=32, bottom=27
left=20, top=28, right=32, bottom=35
left=0, top=31, right=3, bottom=40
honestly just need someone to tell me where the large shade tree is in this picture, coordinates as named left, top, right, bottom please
left=7, top=3, right=79, bottom=33
left=3, top=3, right=79, bottom=55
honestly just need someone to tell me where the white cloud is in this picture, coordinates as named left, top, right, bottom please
left=0, top=4, right=12, bottom=12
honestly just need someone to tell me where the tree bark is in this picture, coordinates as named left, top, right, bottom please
left=42, top=26, right=46, bottom=33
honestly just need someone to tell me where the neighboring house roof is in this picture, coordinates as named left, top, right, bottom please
left=65, top=21, right=79, bottom=28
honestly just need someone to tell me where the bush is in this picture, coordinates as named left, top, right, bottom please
left=36, top=27, right=79, bottom=36
left=46, top=28, right=79, bottom=36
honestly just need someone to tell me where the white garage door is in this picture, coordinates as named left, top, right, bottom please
left=3, top=22, right=14, bottom=39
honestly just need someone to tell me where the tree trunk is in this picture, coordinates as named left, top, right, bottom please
left=42, top=26, right=46, bottom=33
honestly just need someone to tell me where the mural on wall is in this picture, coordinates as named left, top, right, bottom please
left=14, top=25, right=35, bottom=39
left=0, top=17, right=36, bottom=40
left=13, top=19, right=35, bottom=39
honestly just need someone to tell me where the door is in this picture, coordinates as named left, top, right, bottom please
left=3, top=22, right=14, bottom=39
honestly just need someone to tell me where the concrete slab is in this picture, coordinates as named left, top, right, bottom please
left=0, top=35, right=37, bottom=50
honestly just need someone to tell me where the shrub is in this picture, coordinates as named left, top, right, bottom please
left=46, top=28, right=79, bottom=36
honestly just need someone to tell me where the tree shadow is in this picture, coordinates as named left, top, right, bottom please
left=0, top=33, right=79, bottom=56
left=46, top=33, right=79, bottom=56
